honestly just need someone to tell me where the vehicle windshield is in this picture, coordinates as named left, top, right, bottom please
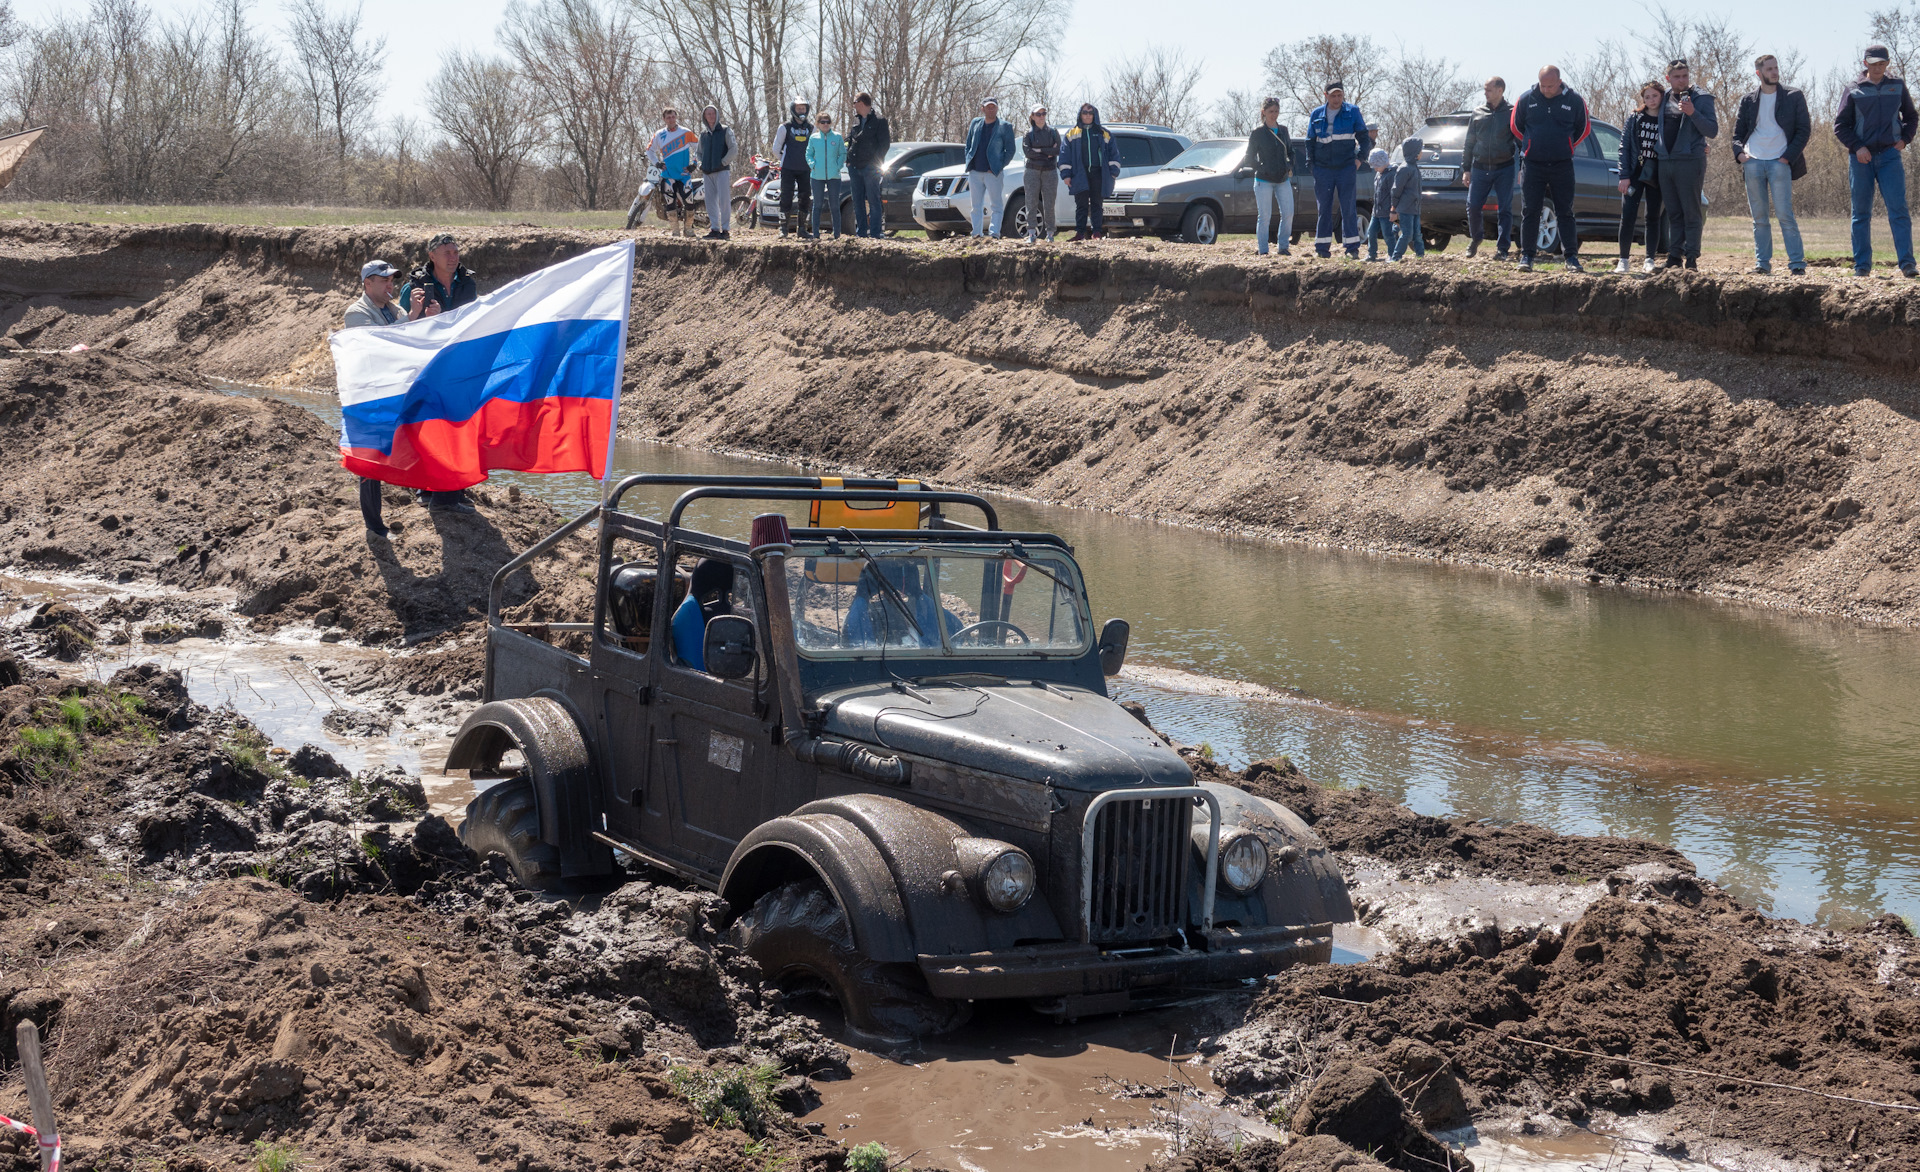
left=883, top=144, right=912, bottom=166
left=1163, top=142, right=1242, bottom=172
left=1420, top=122, right=1468, bottom=148
left=785, top=540, right=1092, bottom=658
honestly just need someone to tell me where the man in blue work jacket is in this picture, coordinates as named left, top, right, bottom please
left=1307, top=81, right=1370, bottom=258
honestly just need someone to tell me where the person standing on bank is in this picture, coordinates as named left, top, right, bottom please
left=805, top=112, right=848, bottom=239
left=1834, top=44, right=1918, bottom=278
left=1307, top=81, right=1368, bottom=258
left=1061, top=103, right=1119, bottom=241
left=1460, top=76, right=1519, bottom=259
left=1388, top=135, right=1426, bottom=261
left=846, top=93, right=891, bottom=239
left=1653, top=59, right=1717, bottom=271
left=1511, top=65, right=1590, bottom=273
left=1243, top=97, right=1294, bottom=256
left=776, top=98, right=815, bottom=238
left=1615, top=81, right=1668, bottom=273
left=395, top=235, right=479, bottom=512
left=964, top=98, right=1017, bottom=238
left=1731, top=55, right=1810, bottom=275
left=342, top=260, right=405, bottom=537
left=697, top=104, right=738, bottom=240
left=1022, top=106, right=1061, bottom=242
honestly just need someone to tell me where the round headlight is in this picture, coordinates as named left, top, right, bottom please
left=1221, top=832, right=1270, bottom=894
left=981, top=849, right=1036, bottom=913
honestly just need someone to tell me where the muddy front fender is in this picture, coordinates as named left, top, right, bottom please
left=721, top=794, right=1067, bottom=965
left=1195, top=782, right=1355, bottom=930
left=446, top=698, right=613, bottom=880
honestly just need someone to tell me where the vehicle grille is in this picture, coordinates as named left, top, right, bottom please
left=927, top=176, right=954, bottom=196
left=1086, top=794, right=1190, bottom=944
left=925, top=207, right=967, bottom=222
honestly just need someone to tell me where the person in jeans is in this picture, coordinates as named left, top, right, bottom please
left=697, top=104, right=738, bottom=240
left=1364, top=148, right=1394, bottom=260
left=1731, top=56, right=1811, bottom=275
left=775, top=98, right=814, bottom=238
left=1834, top=44, right=1919, bottom=277
left=1614, top=82, right=1667, bottom=273
left=1653, top=59, right=1718, bottom=270
left=1307, top=81, right=1368, bottom=257
left=1021, top=106, right=1061, bottom=241
left=963, top=98, right=1017, bottom=237
left=343, top=260, right=406, bottom=537
left=1387, top=136, right=1425, bottom=261
left=1243, top=96, right=1294, bottom=255
left=846, top=93, right=891, bottom=239
left=804, top=112, right=847, bottom=239
left=1511, top=65, right=1590, bottom=273
left=1060, top=103, right=1118, bottom=240
left=1460, top=77, right=1518, bottom=258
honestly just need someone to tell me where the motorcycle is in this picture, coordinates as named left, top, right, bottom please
left=624, top=162, right=709, bottom=231
left=731, top=154, right=777, bottom=230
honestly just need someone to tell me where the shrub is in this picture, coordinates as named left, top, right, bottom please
left=667, top=1063, right=785, bottom=1138
left=846, top=1143, right=890, bottom=1172
left=251, top=1140, right=302, bottom=1172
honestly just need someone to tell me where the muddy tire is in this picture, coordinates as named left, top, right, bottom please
left=731, top=880, right=970, bottom=1040
left=460, top=775, right=563, bottom=889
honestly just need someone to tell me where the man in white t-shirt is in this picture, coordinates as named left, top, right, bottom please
left=1732, top=54, right=1812, bottom=274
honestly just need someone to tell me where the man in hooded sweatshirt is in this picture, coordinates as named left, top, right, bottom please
left=1364, top=148, right=1394, bottom=261
left=1060, top=103, right=1119, bottom=240
left=775, top=98, right=815, bottom=238
left=1388, top=136, right=1426, bottom=261
left=697, top=105, right=738, bottom=240
left=1022, top=106, right=1062, bottom=241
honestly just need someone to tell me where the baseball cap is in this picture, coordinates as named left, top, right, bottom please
left=1325, top=81, right=1344, bottom=93
left=1866, top=45, right=1892, bottom=64
left=425, top=232, right=457, bottom=251
left=982, top=97, right=998, bottom=107
left=360, top=260, right=396, bottom=279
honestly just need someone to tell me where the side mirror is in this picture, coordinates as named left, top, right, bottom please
left=704, top=615, right=758, bottom=680
left=1098, top=618, right=1130, bottom=677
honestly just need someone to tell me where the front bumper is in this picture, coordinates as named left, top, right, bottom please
left=916, top=922, right=1334, bottom=1000
left=1098, top=200, right=1177, bottom=232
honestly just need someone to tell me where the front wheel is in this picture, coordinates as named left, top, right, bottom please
left=925, top=228, right=955, bottom=241
left=1423, top=230, right=1452, bottom=252
left=731, top=880, right=970, bottom=1041
left=1004, top=192, right=1028, bottom=238
left=460, top=775, right=562, bottom=889
left=732, top=194, right=755, bottom=229
left=1179, top=204, right=1220, bottom=245
left=1536, top=204, right=1561, bottom=255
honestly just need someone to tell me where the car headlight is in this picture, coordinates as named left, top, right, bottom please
left=1133, top=189, right=1157, bottom=203
left=1220, top=831, right=1269, bottom=894
left=955, top=837, right=1036, bottom=913
left=953, top=178, right=968, bottom=194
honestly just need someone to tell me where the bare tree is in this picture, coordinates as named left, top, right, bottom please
left=187, top=0, right=288, bottom=199
left=1259, top=35, right=1386, bottom=126
left=1197, top=88, right=1262, bottom=138
left=1565, top=40, right=1645, bottom=130
left=1099, top=47, right=1203, bottom=130
left=431, top=52, right=540, bottom=208
left=287, top=0, right=386, bottom=197
left=503, top=0, right=653, bottom=210
left=1871, top=5, right=1920, bottom=77
left=631, top=0, right=802, bottom=155
left=1371, top=50, right=1474, bottom=144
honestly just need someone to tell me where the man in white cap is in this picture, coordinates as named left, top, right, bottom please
left=963, top=97, right=1017, bottom=238
left=1021, top=105, right=1061, bottom=241
left=343, top=260, right=405, bottom=329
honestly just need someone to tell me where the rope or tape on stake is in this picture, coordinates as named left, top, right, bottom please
left=0, top=1112, right=60, bottom=1172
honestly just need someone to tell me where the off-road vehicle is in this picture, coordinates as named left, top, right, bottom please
left=450, top=475, right=1354, bottom=1037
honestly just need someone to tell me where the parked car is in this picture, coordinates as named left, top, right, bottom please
left=911, top=124, right=1190, bottom=239
left=1099, top=137, right=1375, bottom=245
left=1415, top=113, right=1629, bottom=253
left=757, top=141, right=964, bottom=233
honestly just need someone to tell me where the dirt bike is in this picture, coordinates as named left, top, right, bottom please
left=731, top=154, right=777, bottom=230
left=624, top=163, right=709, bottom=231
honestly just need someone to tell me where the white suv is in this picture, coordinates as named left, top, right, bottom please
left=911, top=124, right=1191, bottom=238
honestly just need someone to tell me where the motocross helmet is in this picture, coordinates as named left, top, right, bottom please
left=789, top=97, right=811, bottom=120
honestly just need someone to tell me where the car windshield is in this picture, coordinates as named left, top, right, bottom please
left=784, top=540, right=1091, bottom=658
left=883, top=144, right=912, bottom=166
left=1421, top=123, right=1468, bottom=148
left=1163, top=143, right=1242, bottom=172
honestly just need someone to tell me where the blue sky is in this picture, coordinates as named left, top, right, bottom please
left=15, top=0, right=1877, bottom=130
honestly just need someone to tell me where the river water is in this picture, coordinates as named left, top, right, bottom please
left=223, top=383, right=1920, bottom=928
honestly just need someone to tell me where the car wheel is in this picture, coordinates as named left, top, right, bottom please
left=1179, top=204, right=1220, bottom=245
left=1004, top=192, right=1027, bottom=238
left=1537, top=205, right=1561, bottom=254
left=459, top=775, right=563, bottom=889
left=1422, top=230, right=1451, bottom=252
left=925, top=228, right=954, bottom=241
left=731, top=880, right=970, bottom=1041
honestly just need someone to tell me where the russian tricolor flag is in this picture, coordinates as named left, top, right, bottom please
left=331, top=240, right=635, bottom=492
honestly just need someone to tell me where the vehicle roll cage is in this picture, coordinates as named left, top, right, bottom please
left=487, top=473, right=1066, bottom=628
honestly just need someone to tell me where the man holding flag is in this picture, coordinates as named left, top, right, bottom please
left=331, top=240, right=636, bottom=518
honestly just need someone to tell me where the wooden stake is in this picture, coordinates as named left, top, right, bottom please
left=14, top=1021, right=57, bottom=1172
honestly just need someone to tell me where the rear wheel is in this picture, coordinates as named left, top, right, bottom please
left=1423, top=230, right=1452, bottom=251
left=1179, top=204, right=1220, bottom=245
left=732, top=195, right=754, bottom=229
left=460, top=775, right=563, bottom=889
left=1537, top=204, right=1561, bottom=254
left=731, top=880, right=970, bottom=1041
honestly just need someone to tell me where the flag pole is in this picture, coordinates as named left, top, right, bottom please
left=602, top=239, right=637, bottom=505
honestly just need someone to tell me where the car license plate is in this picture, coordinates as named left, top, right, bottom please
left=923, top=198, right=950, bottom=209
left=1420, top=167, right=1453, bottom=181
left=1102, top=203, right=1128, bottom=218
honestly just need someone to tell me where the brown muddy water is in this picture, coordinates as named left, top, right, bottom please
left=210, top=382, right=1920, bottom=930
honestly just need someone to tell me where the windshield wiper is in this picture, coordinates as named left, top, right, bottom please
left=835, top=529, right=929, bottom=643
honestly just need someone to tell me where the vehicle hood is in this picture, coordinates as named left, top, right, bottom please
left=1113, top=167, right=1226, bottom=196
left=918, top=160, right=1029, bottom=184
left=813, top=678, right=1192, bottom=791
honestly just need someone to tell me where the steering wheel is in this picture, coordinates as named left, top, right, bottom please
left=950, top=620, right=1031, bottom=646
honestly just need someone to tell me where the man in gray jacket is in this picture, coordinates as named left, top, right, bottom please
left=1655, top=58, right=1718, bottom=269
left=341, top=260, right=407, bottom=536
left=1459, top=77, right=1519, bottom=258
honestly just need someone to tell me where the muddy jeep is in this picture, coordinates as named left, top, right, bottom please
left=450, top=475, right=1354, bottom=1036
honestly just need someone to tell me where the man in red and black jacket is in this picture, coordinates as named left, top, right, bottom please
left=1511, top=65, right=1591, bottom=272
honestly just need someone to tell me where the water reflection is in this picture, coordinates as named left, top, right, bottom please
left=219, top=382, right=1920, bottom=926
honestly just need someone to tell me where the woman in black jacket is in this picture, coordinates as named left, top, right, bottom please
left=1614, top=82, right=1667, bottom=273
left=1245, top=97, right=1294, bottom=256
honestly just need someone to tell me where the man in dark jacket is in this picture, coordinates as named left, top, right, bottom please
left=1835, top=45, right=1918, bottom=276
left=1653, top=59, right=1718, bottom=270
left=846, top=93, right=891, bottom=239
left=1510, top=65, right=1590, bottom=272
left=1242, top=96, right=1294, bottom=255
left=1732, top=55, right=1811, bottom=274
left=1022, top=107, right=1061, bottom=241
left=1060, top=103, right=1119, bottom=240
left=697, top=104, right=738, bottom=240
left=775, top=98, right=814, bottom=238
left=1460, top=77, right=1519, bottom=258
left=1306, top=81, right=1368, bottom=257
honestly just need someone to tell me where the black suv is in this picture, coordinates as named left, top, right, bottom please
left=1414, top=113, right=1629, bottom=253
left=450, top=475, right=1353, bottom=1038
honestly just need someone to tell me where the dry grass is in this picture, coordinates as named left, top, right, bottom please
left=53, top=907, right=226, bottom=1079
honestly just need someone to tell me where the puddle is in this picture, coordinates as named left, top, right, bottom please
left=1455, top=1131, right=1700, bottom=1171
left=1344, top=859, right=1610, bottom=946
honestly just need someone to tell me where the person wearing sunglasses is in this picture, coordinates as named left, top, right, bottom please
left=804, top=112, right=849, bottom=239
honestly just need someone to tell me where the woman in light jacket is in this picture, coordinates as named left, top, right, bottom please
left=803, top=113, right=849, bottom=239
